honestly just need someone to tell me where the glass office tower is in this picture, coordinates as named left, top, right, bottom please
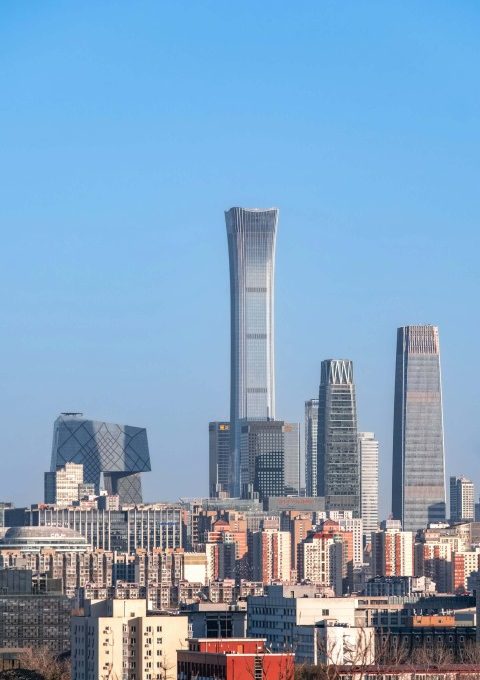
left=208, top=422, right=231, bottom=498
left=226, top=207, right=278, bottom=497
left=240, top=419, right=284, bottom=501
left=50, top=414, right=151, bottom=505
left=391, top=325, right=446, bottom=531
left=317, top=359, right=360, bottom=516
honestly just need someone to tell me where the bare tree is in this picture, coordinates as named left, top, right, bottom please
left=19, top=647, right=70, bottom=680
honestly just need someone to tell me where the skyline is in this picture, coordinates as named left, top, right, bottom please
left=1, top=3, right=479, bottom=516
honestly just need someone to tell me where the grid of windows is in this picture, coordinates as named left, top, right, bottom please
left=317, top=360, right=360, bottom=516
left=226, top=207, right=278, bottom=497
left=392, top=326, right=446, bottom=531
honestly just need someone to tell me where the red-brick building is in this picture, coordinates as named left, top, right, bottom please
left=177, top=638, right=295, bottom=680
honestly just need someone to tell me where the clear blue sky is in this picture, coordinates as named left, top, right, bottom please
left=1, top=2, right=479, bottom=517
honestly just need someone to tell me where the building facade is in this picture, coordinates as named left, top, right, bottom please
left=226, top=207, right=278, bottom=497
left=371, top=525, right=414, bottom=577
left=50, top=413, right=151, bottom=504
left=359, top=432, right=379, bottom=539
left=71, top=599, right=188, bottom=680
left=240, top=420, right=284, bottom=500
left=317, top=360, right=360, bottom=516
left=208, top=422, right=231, bottom=498
left=7, top=504, right=183, bottom=553
left=450, top=476, right=474, bottom=523
left=283, top=422, right=300, bottom=495
left=0, top=570, right=72, bottom=654
left=305, top=398, right=319, bottom=497
left=44, top=462, right=95, bottom=506
left=177, top=638, right=294, bottom=680
left=251, top=528, right=291, bottom=583
left=392, top=325, right=446, bottom=531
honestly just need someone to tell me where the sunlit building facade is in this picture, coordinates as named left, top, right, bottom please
left=359, top=432, right=379, bottom=539
left=305, top=399, right=319, bottom=497
left=226, top=207, right=278, bottom=496
left=391, top=325, right=446, bottom=531
left=317, top=360, right=359, bottom=516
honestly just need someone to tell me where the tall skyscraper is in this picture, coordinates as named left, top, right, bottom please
left=50, top=414, right=151, bottom=505
left=283, top=422, right=300, bottom=496
left=317, top=360, right=360, bottom=516
left=450, top=476, right=474, bottom=523
left=391, top=325, right=446, bottom=531
left=208, top=422, right=231, bottom=498
left=358, top=432, right=379, bottom=538
left=305, top=398, right=319, bottom=497
left=226, top=207, right=278, bottom=496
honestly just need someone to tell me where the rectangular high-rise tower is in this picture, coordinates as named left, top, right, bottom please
left=208, top=422, right=231, bottom=498
left=391, top=325, right=446, bottom=531
left=305, top=398, right=319, bottom=497
left=283, top=422, right=300, bottom=496
left=358, top=432, right=379, bottom=538
left=240, top=419, right=284, bottom=501
left=450, top=476, right=474, bottom=523
left=226, top=207, right=278, bottom=497
left=317, top=360, right=360, bottom=516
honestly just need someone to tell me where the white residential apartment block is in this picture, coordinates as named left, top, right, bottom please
left=71, top=599, right=188, bottom=680
left=298, top=532, right=344, bottom=595
left=44, top=462, right=94, bottom=506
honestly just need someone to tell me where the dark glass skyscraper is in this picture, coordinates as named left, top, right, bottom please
left=226, top=207, right=278, bottom=497
left=391, top=325, right=446, bottom=531
left=316, top=359, right=360, bottom=516
left=208, top=422, right=231, bottom=498
left=240, top=419, right=284, bottom=501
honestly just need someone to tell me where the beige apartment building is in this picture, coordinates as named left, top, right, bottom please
left=71, top=598, right=188, bottom=680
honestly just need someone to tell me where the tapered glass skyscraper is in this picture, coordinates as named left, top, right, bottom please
left=226, top=207, right=278, bottom=497
left=317, top=359, right=360, bottom=516
left=392, top=325, right=446, bottom=531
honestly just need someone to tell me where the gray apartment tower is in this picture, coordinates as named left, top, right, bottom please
left=50, top=414, right=151, bottom=505
left=209, top=422, right=231, bottom=498
left=226, top=207, right=278, bottom=497
left=317, top=360, right=360, bottom=516
left=305, top=398, right=319, bottom=497
left=450, top=476, right=474, bottom=523
left=391, top=325, right=446, bottom=531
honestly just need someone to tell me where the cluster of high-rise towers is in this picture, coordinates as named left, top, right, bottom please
left=209, top=207, right=447, bottom=533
